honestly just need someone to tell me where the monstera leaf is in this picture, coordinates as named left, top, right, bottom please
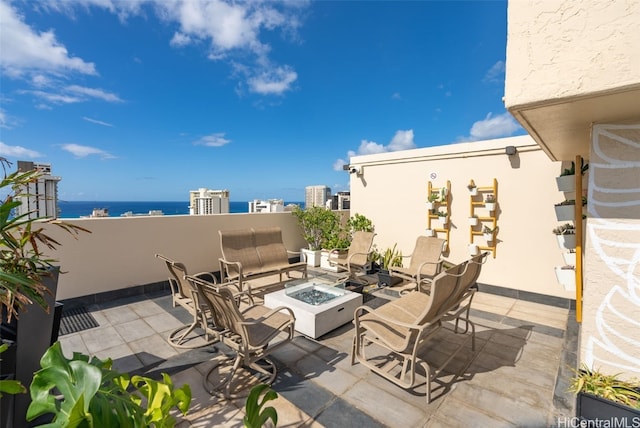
left=27, top=342, right=191, bottom=428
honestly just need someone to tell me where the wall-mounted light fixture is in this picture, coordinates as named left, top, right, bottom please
left=505, top=146, right=517, bottom=156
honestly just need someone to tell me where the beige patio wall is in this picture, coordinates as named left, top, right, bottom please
left=582, top=123, right=640, bottom=380
left=41, top=212, right=307, bottom=300
left=505, top=0, right=640, bottom=104
left=349, top=135, right=574, bottom=298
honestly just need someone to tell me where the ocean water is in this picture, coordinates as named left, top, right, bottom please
left=57, top=201, right=303, bottom=218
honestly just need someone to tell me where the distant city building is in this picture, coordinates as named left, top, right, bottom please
left=189, top=188, right=230, bottom=215
left=248, top=199, right=285, bottom=213
left=15, top=161, right=61, bottom=220
left=332, top=191, right=351, bottom=211
left=305, top=185, right=331, bottom=209
left=84, top=208, right=109, bottom=218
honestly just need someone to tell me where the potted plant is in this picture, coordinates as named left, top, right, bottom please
left=0, top=157, right=89, bottom=426
left=425, top=228, right=435, bottom=237
left=468, top=243, right=480, bottom=256
left=26, top=341, right=191, bottom=427
left=292, top=205, right=340, bottom=267
left=484, top=194, right=496, bottom=211
left=552, top=223, right=577, bottom=249
left=556, top=159, right=589, bottom=192
left=433, top=210, right=449, bottom=227
left=467, top=180, right=478, bottom=196
left=570, top=364, right=640, bottom=424
left=554, top=197, right=587, bottom=221
left=372, top=244, right=403, bottom=287
left=468, top=215, right=479, bottom=226
left=426, top=192, right=440, bottom=210
left=554, top=265, right=576, bottom=291
left=483, top=225, right=498, bottom=243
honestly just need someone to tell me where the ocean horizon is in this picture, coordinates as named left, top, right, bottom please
left=57, top=201, right=304, bottom=219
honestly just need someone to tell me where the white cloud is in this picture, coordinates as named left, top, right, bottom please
left=155, top=0, right=304, bottom=96
left=334, top=129, right=416, bottom=171
left=0, top=141, right=42, bottom=158
left=483, top=60, right=505, bottom=84
left=66, top=85, right=122, bottom=102
left=83, top=117, right=114, bottom=127
left=194, top=133, right=231, bottom=147
left=0, top=0, right=97, bottom=77
left=248, top=66, right=298, bottom=95
left=61, top=143, right=115, bottom=159
left=466, top=112, right=521, bottom=141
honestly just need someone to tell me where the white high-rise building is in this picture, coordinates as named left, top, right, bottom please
left=15, top=161, right=61, bottom=219
left=189, top=188, right=230, bottom=215
left=305, top=185, right=331, bottom=209
left=248, top=199, right=285, bottom=213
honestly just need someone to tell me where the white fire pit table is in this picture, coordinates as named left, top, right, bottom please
left=263, top=281, right=363, bottom=339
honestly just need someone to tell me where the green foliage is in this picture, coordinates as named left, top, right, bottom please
left=27, top=341, right=191, bottom=428
left=0, top=343, right=27, bottom=396
left=243, top=384, right=278, bottom=428
left=482, top=225, right=499, bottom=234
left=293, top=208, right=374, bottom=251
left=347, top=213, right=374, bottom=234
left=292, top=206, right=341, bottom=250
left=427, top=192, right=440, bottom=203
left=552, top=223, right=575, bottom=235
left=0, top=157, right=90, bottom=322
left=570, top=365, right=640, bottom=409
left=372, top=244, right=403, bottom=270
left=560, top=159, right=589, bottom=176
left=555, top=196, right=587, bottom=207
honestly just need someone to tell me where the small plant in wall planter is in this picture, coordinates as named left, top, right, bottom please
left=425, top=228, right=435, bottom=237
left=467, top=180, right=478, bottom=196
left=483, top=225, right=498, bottom=243
left=468, top=215, right=479, bottom=226
left=554, top=197, right=587, bottom=221
left=426, top=192, right=440, bottom=210
left=557, top=159, right=589, bottom=192
left=468, top=243, right=479, bottom=256
left=553, top=223, right=577, bottom=249
left=434, top=210, right=448, bottom=226
left=484, top=194, right=496, bottom=211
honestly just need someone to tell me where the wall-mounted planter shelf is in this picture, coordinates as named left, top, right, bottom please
left=469, top=178, right=498, bottom=258
left=427, top=180, right=451, bottom=252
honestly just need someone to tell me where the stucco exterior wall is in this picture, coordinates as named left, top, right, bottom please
left=505, top=0, right=640, bottom=105
left=349, top=135, right=573, bottom=298
left=41, top=212, right=307, bottom=300
left=582, top=123, right=640, bottom=379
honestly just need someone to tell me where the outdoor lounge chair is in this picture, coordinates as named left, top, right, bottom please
left=327, top=231, right=376, bottom=284
left=193, top=277, right=295, bottom=398
left=155, top=254, right=223, bottom=349
left=388, top=236, right=446, bottom=292
left=351, top=259, right=477, bottom=404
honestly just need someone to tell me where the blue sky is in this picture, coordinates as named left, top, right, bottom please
left=0, top=0, right=523, bottom=202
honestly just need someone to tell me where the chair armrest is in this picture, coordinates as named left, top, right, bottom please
left=193, top=271, right=217, bottom=284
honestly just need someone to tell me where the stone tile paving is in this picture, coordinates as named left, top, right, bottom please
left=57, top=270, right=577, bottom=427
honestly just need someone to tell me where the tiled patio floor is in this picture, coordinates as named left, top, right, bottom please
left=58, top=268, right=577, bottom=427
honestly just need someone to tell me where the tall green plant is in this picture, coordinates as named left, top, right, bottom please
left=27, top=341, right=191, bottom=427
left=292, top=206, right=340, bottom=251
left=570, top=364, right=640, bottom=409
left=0, top=343, right=26, bottom=396
left=0, top=157, right=90, bottom=321
left=372, top=244, right=402, bottom=270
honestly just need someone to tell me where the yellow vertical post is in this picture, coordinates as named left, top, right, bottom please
left=575, top=155, right=583, bottom=323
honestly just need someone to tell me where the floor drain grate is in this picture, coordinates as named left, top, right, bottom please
left=59, top=306, right=99, bottom=336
